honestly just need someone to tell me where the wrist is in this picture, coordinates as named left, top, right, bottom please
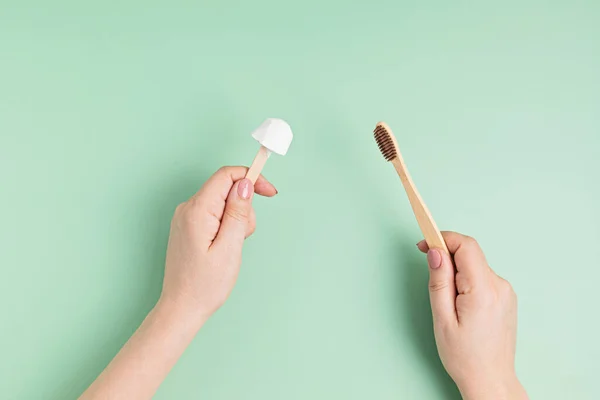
left=458, top=373, right=527, bottom=400
left=155, top=295, right=211, bottom=333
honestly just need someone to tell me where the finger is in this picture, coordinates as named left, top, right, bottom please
left=211, top=178, right=254, bottom=253
left=440, top=231, right=488, bottom=286
left=417, top=240, right=428, bottom=253
left=417, top=232, right=487, bottom=274
left=420, top=231, right=490, bottom=293
left=418, top=232, right=490, bottom=296
left=194, top=166, right=277, bottom=203
left=254, top=177, right=277, bottom=197
left=427, top=248, right=458, bottom=327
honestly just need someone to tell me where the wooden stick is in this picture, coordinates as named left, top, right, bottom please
left=246, top=146, right=271, bottom=184
left=391, top=157, right=449, bottom=254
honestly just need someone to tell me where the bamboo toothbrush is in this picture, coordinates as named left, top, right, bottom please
left=374, top=122, right=449, bottom=254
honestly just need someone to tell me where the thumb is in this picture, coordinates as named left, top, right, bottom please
left=212, top=178, right=254, bottom=252
left=427, top=248, right=458, bottom=326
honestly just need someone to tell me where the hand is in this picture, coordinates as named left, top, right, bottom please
left=81, top=166, right=277, bottom=400
left=418, top=232, right=528, bottom=400
left=80, top=166, right=277, bottom=399
left=159, top=166, right=277, bottom=320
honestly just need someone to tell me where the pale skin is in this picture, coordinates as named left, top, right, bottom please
left=417, top=236, right=528, bottom=400
left=80, top=166, right=528, bottom=400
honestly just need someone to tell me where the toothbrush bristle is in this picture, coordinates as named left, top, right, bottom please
left=374, top=124, right=398, bottom=161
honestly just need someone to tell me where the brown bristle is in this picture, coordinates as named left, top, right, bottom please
left=374, top=124, right=398, bottom=161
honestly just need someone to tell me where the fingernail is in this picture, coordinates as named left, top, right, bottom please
left=275, top=189, right=279, bottom=195
left=427, top=249, right=443, bottom=269
left=416, top=240, right=425, bottom=247
left=238, top=179, right=253, bottom=200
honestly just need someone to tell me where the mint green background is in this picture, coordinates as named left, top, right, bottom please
left=1, top=1, right=599, bottom=399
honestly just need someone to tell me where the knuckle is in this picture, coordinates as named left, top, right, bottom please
left=497, top=277, right=516, bottom=299
left=429, top=280, right=450, bottom=292
left=464, top=235, right=479, bottom=247
left=507, top=282, right=517, bottom=299
left=246, top=223, right=256, bottom=238
left=172, top=203, right=186, bottom=225
left=216, top=166, right=232, bottom=177
left=174, top=202, right=185, bottom=216
left=455, top=272, right=472, bottom=294
left=505, top=281, right=514, bottom=294
left=500, top=278, right=513, bottom=292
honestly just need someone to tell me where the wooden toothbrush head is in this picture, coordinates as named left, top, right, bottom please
left=374, top=122, right=400, bottom=162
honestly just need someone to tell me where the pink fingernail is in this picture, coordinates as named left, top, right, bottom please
left=427, top=249, right=442, bottom=269
left=238, top=179, right=253, bottom=200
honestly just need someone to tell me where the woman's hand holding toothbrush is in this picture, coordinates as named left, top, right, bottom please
left=418, top=232, right=528, bottom=400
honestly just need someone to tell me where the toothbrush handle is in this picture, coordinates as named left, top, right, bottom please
left=391, top=158, right=449, bottom=254
left=246, top=146, right=271, bottom=184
